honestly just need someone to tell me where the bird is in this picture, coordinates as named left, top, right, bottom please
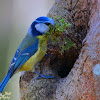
left=0, top=16, right=54, bottom=93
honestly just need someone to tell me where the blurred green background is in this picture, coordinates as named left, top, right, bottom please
left=0, top=0, right=54, bottom=100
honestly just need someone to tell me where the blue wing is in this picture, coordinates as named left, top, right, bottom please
left=0, top=36, right=39, bottom=93
left=9, top=36, right=39, bottom=76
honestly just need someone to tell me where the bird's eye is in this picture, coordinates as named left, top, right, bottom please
left=45, top=22, right=50, bottom=26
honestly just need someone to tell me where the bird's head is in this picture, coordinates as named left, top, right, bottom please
left=27, top=16, right=54, bottom=36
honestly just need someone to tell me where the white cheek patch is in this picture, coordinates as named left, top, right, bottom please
left=35, top=23, right=49, bottom=33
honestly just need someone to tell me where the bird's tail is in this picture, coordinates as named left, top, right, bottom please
left=0, top=72, right=12, bottom=93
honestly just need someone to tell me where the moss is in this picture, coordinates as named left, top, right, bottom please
left=46, top=17, right=76, bottom=54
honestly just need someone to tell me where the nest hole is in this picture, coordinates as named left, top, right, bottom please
left=49, top=47, right=79, bottom=78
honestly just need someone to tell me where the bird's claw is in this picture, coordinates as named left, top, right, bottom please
left=34, top=71, right=55, bottom=79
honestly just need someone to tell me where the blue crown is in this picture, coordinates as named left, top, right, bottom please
left=36, top=16, right=50, bottom=22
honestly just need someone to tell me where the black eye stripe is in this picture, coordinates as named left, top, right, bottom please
left=45, top=22, right=50, bottom=26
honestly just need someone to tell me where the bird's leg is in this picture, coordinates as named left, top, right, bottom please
left=34, top=71, right=55, bottom=79
left=20, top=71, right=25, bottom=77
left=44, top=53, right=50, bottom=57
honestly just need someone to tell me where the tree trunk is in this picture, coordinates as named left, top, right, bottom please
left=19, top=0, right=100, bottom=100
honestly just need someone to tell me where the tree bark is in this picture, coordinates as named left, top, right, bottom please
left=19, top=0, right=100, bottom=100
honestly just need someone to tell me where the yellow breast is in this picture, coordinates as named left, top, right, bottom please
left=19, top=35, right=49, bottom=71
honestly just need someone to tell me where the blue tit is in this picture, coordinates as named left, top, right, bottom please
left=0, top=16, right=54, bottom=93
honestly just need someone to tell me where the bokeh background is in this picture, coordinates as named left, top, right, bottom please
left=0, top=0, right=55, bottom=100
